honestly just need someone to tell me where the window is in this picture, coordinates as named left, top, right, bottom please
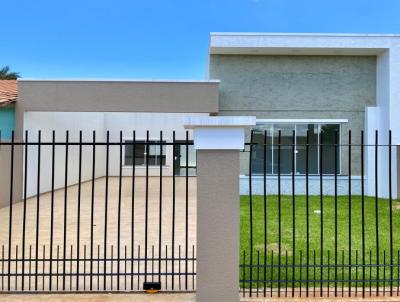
left=174, top=141, right=196, bottom=176
left=125, top=140, right=166, bottom=166
left=251, top=123, right=340, bottom=175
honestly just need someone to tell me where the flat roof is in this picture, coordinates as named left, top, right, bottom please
left=209, top=32, right=400, bottom=56
left=19, top=79, right=220, bottom=83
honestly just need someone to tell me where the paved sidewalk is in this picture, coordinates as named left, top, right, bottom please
left=2, top=293, right=400, bottom=301
left=0, top=293, right=195, bottom=302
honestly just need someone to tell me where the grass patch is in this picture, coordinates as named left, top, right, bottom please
left=240, top=195, right=400, bottom=288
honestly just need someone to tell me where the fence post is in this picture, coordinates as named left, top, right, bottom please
left=185, top=116, right=255, bottom=302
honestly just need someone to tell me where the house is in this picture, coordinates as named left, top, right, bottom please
left=1, top=33, right=399, bottom=207
left=0, top=80, right=17, bottom=140
left=208, top=33, right=400, bottom=198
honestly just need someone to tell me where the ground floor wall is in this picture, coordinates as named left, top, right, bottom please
left=222, top=109, right=399, bottom=198
left=21, top=111, right=206, bottom=198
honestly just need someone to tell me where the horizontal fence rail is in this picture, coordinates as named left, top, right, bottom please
left=0, top=130, right=196, bottom=292
left=241, top=129, right=400, bottom=298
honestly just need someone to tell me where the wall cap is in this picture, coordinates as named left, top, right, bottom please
left=184, top=116, right=256, bottom=150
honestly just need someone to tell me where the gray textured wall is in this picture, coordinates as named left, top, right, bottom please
left=209, top=55, right=377, bottom=175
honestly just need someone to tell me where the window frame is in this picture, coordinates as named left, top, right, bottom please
left=253, top=120, right=344, bottom=175
left=123, top=137, right=167, bottom=167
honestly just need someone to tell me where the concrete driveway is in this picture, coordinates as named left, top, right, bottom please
left=0, top=176, right=197, bottom=291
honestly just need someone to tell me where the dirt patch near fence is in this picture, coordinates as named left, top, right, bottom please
left=254, top=243, right=292, bottom=256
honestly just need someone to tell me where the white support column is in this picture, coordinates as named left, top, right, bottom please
left=185, top=116, right=255, bottom=302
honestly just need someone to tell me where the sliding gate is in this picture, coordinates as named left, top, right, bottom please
left=0, top=130, right=196, bottom=292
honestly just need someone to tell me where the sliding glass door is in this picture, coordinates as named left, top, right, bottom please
left=251, top=122, right=340, bottom=175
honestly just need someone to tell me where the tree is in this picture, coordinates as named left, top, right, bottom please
left=0, top=66, right=20, bottom=80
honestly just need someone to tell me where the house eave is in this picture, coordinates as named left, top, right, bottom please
left=209, top=33, right=400, bottom=56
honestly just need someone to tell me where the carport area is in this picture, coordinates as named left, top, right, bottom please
left=0, top=176, right=197, bottom=291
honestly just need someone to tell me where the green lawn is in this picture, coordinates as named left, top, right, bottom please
left=240, top=195, right=400, bottom=288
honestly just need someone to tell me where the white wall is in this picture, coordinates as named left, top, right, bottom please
left=365, top=48, right=400, bottom=198
left=24, top=112, right=106, bottom=197
left=24, top=112, right=208, bottom=197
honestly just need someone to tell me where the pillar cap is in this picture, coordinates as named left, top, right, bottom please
left=184, top=116, right=256, bottom=150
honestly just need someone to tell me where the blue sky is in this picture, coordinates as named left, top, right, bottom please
left=1, top=0, right=399, bottom=79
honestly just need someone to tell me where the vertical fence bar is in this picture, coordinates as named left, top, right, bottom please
left=257, top=250, right=260, bottom=297
left=158, top=131, right=163, bottom=282
left=248, top=130, right=254, bottom=297
left=144, top=130, right=150, bottom=283
left=306, top=130, right=310, bottom=297
left=319, top=130, right=324, bottom=296
left=341, top=250, right=344, bottom=296
left=56, top=245, right=59, bottom=291
left=103, top=131, right=110, bottom=290
left=111, top=246, right=114, bottom=290
left=384, top=250, right=386, bottom=296
left=185, top=130, right=189, bottom=290
left=97, top=245, right=100, bottom=291
left=137, top=245, right=140, bottom=290
left=397, top=250, right=399, bottom=296
left=165, top=245, right=168, bottom=290
left=389, top=130, right=393, bottom=296
left=15, top=245, right=18, bottom=291
left=130, top=130, right=136, bottom=291
left=334, top=130, right=338, bottom=297
left=69, top=245, right=73, bottom=290
left=29, top=245, right=31, bottom=291
left=42, top=245, right=45, bottom=291
left=49, top=130, right=56, bottom=291
left=124, top=246, right=127, bottom=290
left=172, top=131, right=176, bottom=290
left=270, top=250, right=274, bottom=298
left=21, top=131, right=28, bottom=291
left=299, top=250, right=303, bottom=297
left=117, top=131, right=123, bottom=290
left=192, top=245, right=195, bottom=290
left=369, top=250, right=372, bottom=296
left=374, top=130, right=379, bottom=296
left=348, top=130, right=352, bottom=296
left=83, top=246, right=87, bottom=291
left=291, top=130, right=295, bottom=298
left=76, top=131, right=83, bottom=290
left=7, top=131, right=14, bottom=291
left=151, top=246, right=154, bottom=282
left=355, top=250, right=358, bottom=296
left=277, top=130, right=282, bottom=297
left=179, top=245, right=181, bottom=290
left=361, top=130, right=366, bottom=297
left=62, top=131, right=69, bottom=291
left=242, top=251, right=246, bottom=298
left=263, top=130, right=267, bottom=297
left=1, top=245, right=3, bottom=291
left=34, top=130, right=41, bottom=291
left=327, top=250, right=330, bottom=297
left=90, top=131, right=96, bottom=291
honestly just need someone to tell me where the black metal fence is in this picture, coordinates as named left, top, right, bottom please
left=240, top=129, right=399, bottom=298
left=0, top=130, right=196, bottom=292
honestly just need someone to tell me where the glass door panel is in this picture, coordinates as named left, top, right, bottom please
left=251, top=124, right=273, bottom=175
left=296, top=124, right=319, bottom=174
left=320, top=124, right=340, bottom=174
left=174, top=141, right=196, bottom=176
left=273, top=124, right=295, bottom=174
